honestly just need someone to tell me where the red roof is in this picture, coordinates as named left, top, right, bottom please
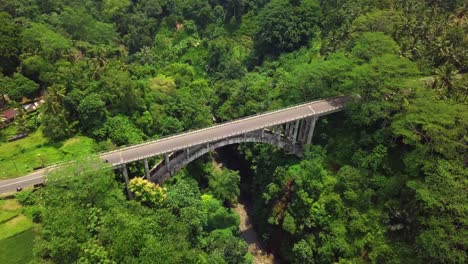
left=2, top=109, right=18, bottom=121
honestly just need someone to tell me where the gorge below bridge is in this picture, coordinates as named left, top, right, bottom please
left=0, top=96, right=351, bottom=194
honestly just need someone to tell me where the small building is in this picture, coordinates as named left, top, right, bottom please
left=0, top=98, right=44, bottom=128
left=22, top=99, right=45, bottom=113
left=1, top=108, right=18, bottom=123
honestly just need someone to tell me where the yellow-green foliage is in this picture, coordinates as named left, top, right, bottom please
left=128, top=177, right=167, bottom=206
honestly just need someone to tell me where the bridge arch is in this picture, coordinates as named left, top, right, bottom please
left=149, top=130, right=302, bottom=184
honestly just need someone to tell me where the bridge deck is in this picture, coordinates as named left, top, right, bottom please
left=100, top=96, right=347, bottom=166
left=0, top=96, right=348, bottom=194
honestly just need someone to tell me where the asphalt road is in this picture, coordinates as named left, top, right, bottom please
left=0, top=96, right=348, bottom=194
left=0, top=169, right=47, bottom=194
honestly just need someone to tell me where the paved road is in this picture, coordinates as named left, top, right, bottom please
left=0, top=96, right=349, bottom=194
left=0, top=169, right=47, bottom=194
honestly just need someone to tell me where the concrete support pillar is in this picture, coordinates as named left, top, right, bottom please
left=297, top=119, right=306, bottom=144
left=292, top=120, right=300, bottom=143
left=288, top=121, right=294, bottom=138
left=301, top=119, right=310, bottom=143
left=143, top=159, right=150, bottom=180
left=164, top=154, right=171, bottom=175
left=122, top=164, right=133, bottom=199
left=185, top=148, right=190, bottom=158
left=285, top=123, right=290, bottom=138
left=306, top=117, right=318, bottom=145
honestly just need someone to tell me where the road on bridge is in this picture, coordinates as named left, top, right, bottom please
left=0, top=96, right=349, bottom=194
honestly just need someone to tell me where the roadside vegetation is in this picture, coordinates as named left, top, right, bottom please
left=0, top=0, right=466, bottom=263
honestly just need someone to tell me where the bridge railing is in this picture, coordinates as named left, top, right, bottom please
left=99, top=96, right=350, bottom=158
left=102, top=101, right=349, bottom=166
left=15, top=96, right=349, bottom=176
left=1, top=96, right=353, bottom=182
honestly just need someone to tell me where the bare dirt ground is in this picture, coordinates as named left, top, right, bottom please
left=234, top=201, right=278, bottom=264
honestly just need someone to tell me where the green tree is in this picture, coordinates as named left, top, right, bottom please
left=57, top=6, right=117, bottom=45
left=34, top=159, right=123, bottom=263
left=350, top=32, right=400, bottom=62
left=0, top=73, right=39, bottom=101
left=21, top=23, right=72, bottom=61
left=202, top=194, right=239, bottom=232
left=77, top=93, right=107, bottom=133
left=41, top=84, right=72, bottom=140
left=292, top=239, right=314, bottom=264
left=255, top=0, right=320, bottom=55
left=351, top=10, right=404, bottom=36
left=346, top=54, right=419, bottom=125
left=164, top=178, right=207, bottom=237
left=102, top=0, right=130, bottom=18
left=208, top=168, right=240, bottom=205
left=202, top=229, right=249, bottom=264
left=128, top=177, right=167, bottom=207
left=103, top=115, right=144, bottom=145
left=0, top=11, right=20, bottom=72
left=409, top=160, right=467, bottom=264
left=99, top=66, right=143, bottom=115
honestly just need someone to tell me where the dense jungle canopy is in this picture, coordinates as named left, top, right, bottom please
left=0, top=0, right=466, bottom=263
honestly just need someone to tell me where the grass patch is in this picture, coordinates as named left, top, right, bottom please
left=0, top=200, right=22, bottom=224
left=0, top=228, right=35, bottom=264
left=0, top=198, right=37, bottom=263
left=0, top=129, right=97, bottom=180
left=0, top=199, right=21, bottom=211
left=0, top=211, right=18, bottom=224
left=0, top=215, right=34, bottom=240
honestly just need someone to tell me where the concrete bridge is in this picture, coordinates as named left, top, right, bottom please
left=0, top=96, right=350, bottom=194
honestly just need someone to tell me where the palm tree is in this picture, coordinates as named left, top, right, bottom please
left=43, top=84, right=66, bottom=115
left=432, top=64, right=459, bottom=99
left=453, top=74, right=468, bottom=103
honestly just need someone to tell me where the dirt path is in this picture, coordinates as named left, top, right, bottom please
left=234, top=201, right=277, bottom=264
